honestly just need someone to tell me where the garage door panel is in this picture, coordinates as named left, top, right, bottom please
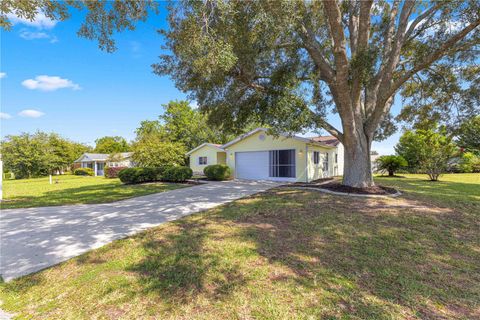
left=235, top=151, right=269, bottom=180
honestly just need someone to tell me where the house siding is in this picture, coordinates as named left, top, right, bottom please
left=306, top=145, right=337, bottom=181
left=224, top=131, right=309, bottom=182
left=189, top=145, right=226, bottom=174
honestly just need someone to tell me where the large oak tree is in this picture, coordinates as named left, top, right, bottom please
left=155, top=0, right=480, bottom=187
left=2, top=1, right=479, bottom=187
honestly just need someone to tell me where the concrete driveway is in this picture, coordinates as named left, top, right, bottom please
left=0, top=180, right=280, bottom=281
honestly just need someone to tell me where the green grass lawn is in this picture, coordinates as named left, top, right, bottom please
left=1, top=175, right=187, bottom=209
left=1, top=174, right=479, bottom=319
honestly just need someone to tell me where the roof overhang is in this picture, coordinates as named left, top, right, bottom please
left=186, top=143, right=225, bottom=156
left=221, top=128, right=336, bottom=149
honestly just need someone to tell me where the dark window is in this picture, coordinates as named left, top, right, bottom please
left=313, top=151, right=320, bottom=164
left=199, top=156, right=207, bottom=165
left=335, top=153, right=338, bottom=164
left=323, top=153, right=329, bottom=172
left=269, top=149, right=295, bottom=178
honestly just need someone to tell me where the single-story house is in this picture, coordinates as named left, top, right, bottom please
left=73, top=152, right=134, bottom=176
left=186, top=128, right=344, bottom=182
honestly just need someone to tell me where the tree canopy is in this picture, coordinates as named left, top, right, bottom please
left=455, top=116, right=480, bottom=155
left=155, top=0, right=480, bottom=187
left=1, top=131, right=91, bottom=178
left=94, top=136, right=130, bottom=154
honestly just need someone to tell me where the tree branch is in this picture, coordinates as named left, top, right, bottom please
left=308, top=110, right=344, bottom=141
left=367, top=17, right=480, bottom=134
left=299, top=23, right=335, bottom=85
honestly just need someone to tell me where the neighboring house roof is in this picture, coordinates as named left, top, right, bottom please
left=74, top=152, right=133, bottom=162
left=185, top=143, right=225, bottom=156
left=311, top=135, right=340, bottom=146
left=221, top=128, right=337, bottom=149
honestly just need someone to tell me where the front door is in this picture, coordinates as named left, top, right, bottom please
left=97, top=162, right=105, bottom=176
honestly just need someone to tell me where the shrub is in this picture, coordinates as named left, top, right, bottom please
left=376, top=155, right=408, bottom=176
left=162, top=166, right=193, bottom=182
left=74, top=168, right=94, bottom=176
left=104, top=166, right=128, bottom=178
left=118, top=167, right=161, bottom=184
left=204, top=164, right=231, bottom=180
left=458, top=152, right=480, bottom=173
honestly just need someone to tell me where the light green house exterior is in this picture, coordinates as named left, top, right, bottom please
left=187, top=128, right=343, bottom=182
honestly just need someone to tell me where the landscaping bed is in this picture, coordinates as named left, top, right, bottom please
left=288, top=178, right=399, bottom=196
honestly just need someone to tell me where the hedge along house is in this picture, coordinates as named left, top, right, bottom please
left=186, top=128, right=344, bottom=182
left=186, top=143, right=227, bottom=175
left=73, top=152, right=134, bottom=176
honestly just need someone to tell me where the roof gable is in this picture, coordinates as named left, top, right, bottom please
left=186, top=143, right=225, bottom=156
left=221, top=128, right=336, bottom=149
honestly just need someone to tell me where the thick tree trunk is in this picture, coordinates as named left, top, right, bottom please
left=342, top=130, right=374, bottom=188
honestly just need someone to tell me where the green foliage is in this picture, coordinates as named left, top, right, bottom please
left=204, top=164, right=232, bottom=181
left=74, top=168, right=94, bottom=176
left=376, top=155, right=408, bottom=177
left=104, top=166, right=128, bottom=179
left=162, top=166, right=193, bottom=182
left=396, top=128, right=456, bottom=181
left=118, top=168, right=162, bottom=184
left=118, top=166, right=191, bottom=184
left=458, top=152, right=480, bottom=173
left=456, top=116, right=480, bottom=155
left=395, top=131, right=425, bottom=172
left=131, top=137, right=186, bottom=168
left=1, top=131, right=91, bottom=179
left=1, top=1, right=157, bottom=53
left=94, top=136, right=129, bottom=154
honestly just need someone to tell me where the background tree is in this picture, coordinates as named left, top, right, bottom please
left=131, top=137, right=186, bottom=168
left=156, top=0, right=480, bottom=187
left=456, top=116, right=480, bottom=155
left=394, top=130, right=424, bottom=173
left=376, top=155, right=408, bottom=177
left=94, top=136, right=130, bottom=154
left=1, top=131, right=91, bottom=178
left=396, top=128, right=456, bottom=181
left=161, top=100, right=235, bottom=151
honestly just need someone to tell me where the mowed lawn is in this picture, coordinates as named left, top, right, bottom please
left=0, top=175, right=186, bottom=209
left=1, top=174, right=479, bottom=319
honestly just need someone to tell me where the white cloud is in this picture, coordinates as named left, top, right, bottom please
left=0, top=112, right=12, bottom=119
left=19, top=29, right=59, bottom=43
left=18, top=109, right=45, bottom=118
left=6, top=12, right=57, bottom=29
left=0, top=72, right=6, bottom=79
left=22, top=75, right=81, bottom=91
left=19, top=30, right=50, bottom=40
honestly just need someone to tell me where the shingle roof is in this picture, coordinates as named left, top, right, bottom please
left=74, top=152, right=133, bottom=162
left=310, top=136, right=340, bottom=146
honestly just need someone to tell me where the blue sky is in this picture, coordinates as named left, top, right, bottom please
left=1, top=6, right=401, bottom=154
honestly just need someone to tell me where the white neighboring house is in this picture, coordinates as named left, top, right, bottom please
left=186, top=128, right=344, bottom=182
left=74, top=152, right=134, bottom=176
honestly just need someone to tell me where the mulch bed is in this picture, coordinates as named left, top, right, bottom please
left=292, top=179, right=398, bottom=195
left=320, top=181, right=398, bottom=195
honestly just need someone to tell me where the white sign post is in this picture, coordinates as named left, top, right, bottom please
left=49, top=174, right=52, bottom=185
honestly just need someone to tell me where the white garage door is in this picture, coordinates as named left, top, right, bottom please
left=235, top=151, right=270, bottom=180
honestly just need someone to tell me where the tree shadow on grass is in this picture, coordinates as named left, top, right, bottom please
left=127, top=218, right=247, bottom=304
left=216, top=189, right=480, bottom=319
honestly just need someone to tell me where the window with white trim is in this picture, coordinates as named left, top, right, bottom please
left=313, top=151, right=320, bottom=164
left=199, top=156, right=207, bottom=165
